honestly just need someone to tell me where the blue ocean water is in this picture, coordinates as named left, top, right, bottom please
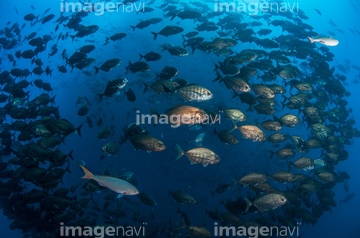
left=0, top=0, right=359, bottom=237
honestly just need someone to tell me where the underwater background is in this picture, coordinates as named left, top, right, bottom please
left=0, top=0, right=359, bottom=237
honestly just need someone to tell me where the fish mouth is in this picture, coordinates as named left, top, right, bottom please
left=157, top=145, right=166, bottom=151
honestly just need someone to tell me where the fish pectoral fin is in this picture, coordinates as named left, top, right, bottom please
left=117, top=193, right=125, bottom=199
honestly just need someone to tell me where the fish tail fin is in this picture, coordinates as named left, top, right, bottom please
left=151, top=32, right=158, bottom=40
left=143, top=82, right=150, bottom=93
left=126, top=61, right=132, bottom=72
left=228, top=120, right=238, bottom=133
left=76, top=123, right=83, bottom=137
left=70, top=35, right=75, bottom=42
left=212, top=128, right=217, bottom=136
left=244, top=197, right=252, bottom=212
left=93, top=66, right=100, bottom=74
left=307, top=37, right=315, bottom=43
left=68, top=150, right=74, bottom=160
left=150, top=108, right=160, bottom=126
left=97, top=94, right=103, bottom=102
left=175, top=144, right=184, bottom=161
left=65, top=162, right=72, bottom=174
left=232, top=178, right=239, bottom=187
left=269, top=149, right=275, bottom=159
left=80, top=165, right=94, bottom=179
left=288, top=162, right=293, bottom=172
left=212, top=71, right=222, bottom=82
left=130, top=26, right=136, bottom=31
left=50, top=95, right=56, bottom=105
left=273, top=115, right=279, bottom=122
left=231, top=91, right=239, bottom=99
left=139, top=54, right=144, bottom=61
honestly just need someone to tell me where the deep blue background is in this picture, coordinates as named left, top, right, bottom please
left=0, top=0, right=359, bottom=237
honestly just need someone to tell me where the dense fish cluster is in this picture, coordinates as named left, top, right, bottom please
left=0, top=0, right=359, bottom=237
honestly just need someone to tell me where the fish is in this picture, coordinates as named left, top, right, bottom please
left=161, top=44, right=189, bottom=56
left=211, top=183, right=231, bottom=196
left=314, top=9, right=322, bottom=15
left=238, top=125, right=266, bottom=142
left=237, top=173, right=268, bottom=186
left=138, top=192, right=156, bottom=206
left=277, top=114, right=301, bottom=127
left=138, top=51, right=161, bottom=62
left=94, top=58, right=121, bottom=74
left=176, top=84, right=213, bottom=102
left=70, top=25, right=99, bottom=42
left=126, top=61, right=150, bottom=73
left=187, top=226, right=211, bottom=238
left=171, top=9, right=201, bottom=21
left=143, top=80, right=180, bottom=94
left=272, top=171, right=296, bottom=183
left=308, top=36, right=339, bottom=46
left=214, top=73, right=251, bottom=93
left=158, top=66, right=179, bottom=80
left=163, top=105, right=209, bottom=127
left=169, top=190, right=198, bottom=204
left=102, top=142, right=119, bottom=156
left=190, top=132, right=206, bottom=145
left=221, top=107, right=247, bottom=122
left=175, top=144, right=221, bottom=166
left=105, top=32, right=127, bottom=42
left=97, top=127, right=113, bottom=140
left=151, top=25, right=184, bottom=40
left=245, top=193, right=287, bottom=212
left=129, top=134, right=166, bottom=152
left=97, top=78, right=128, bottom=101
left=213, top=129, right=238, bottom=145
left=80, top=166, right=138, bottom=197
left=78, top=45, right=96, bottom=54
left=291, top=157, right=314, bottom=171
left=125, top=88, right=136, bottom=102
left=130, top=20, right=153, bottom=31
left=340, top=192, right=355, bottom=204
left=77, top=104, right=90, bottom=116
